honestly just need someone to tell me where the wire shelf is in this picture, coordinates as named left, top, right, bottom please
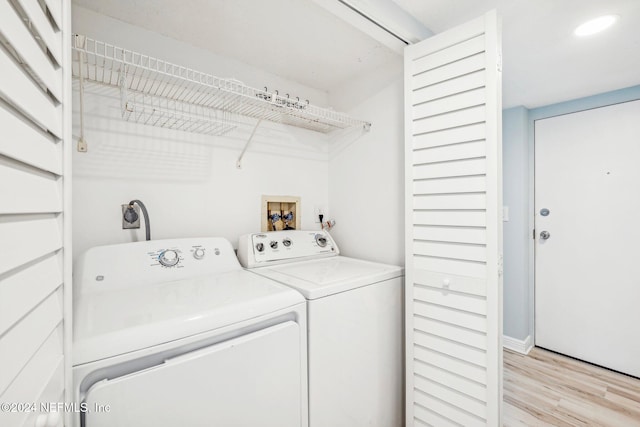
left=120, top=81, right=237, bottom=136
left=72, top=35, right=371, bottom=135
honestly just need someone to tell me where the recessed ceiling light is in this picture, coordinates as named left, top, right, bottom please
left=574, top=15, right=618, bottom=37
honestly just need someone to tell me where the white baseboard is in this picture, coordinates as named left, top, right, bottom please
left=503, top=335, right=533, bottom=355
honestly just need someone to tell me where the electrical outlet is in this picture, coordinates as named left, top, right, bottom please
left=122, top=204, right=140, bottom=229
left=314, top=206, right=324, bottom=223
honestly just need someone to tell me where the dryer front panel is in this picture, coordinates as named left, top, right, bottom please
left=83, top=321, right=301, bottom=427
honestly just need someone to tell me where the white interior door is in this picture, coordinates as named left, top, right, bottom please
left=404, top=11, right=503, bottom=427
left=535, top=100, right=640, bottom=378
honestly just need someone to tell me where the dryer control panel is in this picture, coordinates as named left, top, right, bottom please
left=75, top=237, right=240, bottom=293
left=146, top=243, right=220, bottom=269
left=238, top=230, right=339, bottom=268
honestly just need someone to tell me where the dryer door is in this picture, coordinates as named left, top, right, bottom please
left=84, top=322, right=302, bottom=427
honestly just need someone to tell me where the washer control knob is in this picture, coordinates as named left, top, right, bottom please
left=159, top=249, right=179, bottom=267
left=193, top=248, right=205, bottom=260
left=270, top=240, right=278, bottom=249
left=283, top=238, right=292, bottom=247
left=256, top=242, right=265, bottom=252
left=315, top=234, right=328, bottom=247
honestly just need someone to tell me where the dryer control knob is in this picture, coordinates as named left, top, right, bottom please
left=193, top=248, right=205, bottom=260
left=283, top=238, right=292, bottom=247
left=256, top=242, right=265, bottom=252
left=270, top=240, right=278, bottom=249
left=159, top=249, right=179, bottom=267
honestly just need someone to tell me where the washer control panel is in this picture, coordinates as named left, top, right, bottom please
left=237, top=230, right=339, bottom=268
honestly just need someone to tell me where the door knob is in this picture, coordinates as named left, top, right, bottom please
left=540, top=231, right=551, bottom=240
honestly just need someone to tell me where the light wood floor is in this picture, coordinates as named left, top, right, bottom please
left=503, top=347, right=640, bottom=426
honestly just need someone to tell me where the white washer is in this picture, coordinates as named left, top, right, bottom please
left=73, top=237, right=308, bottom=427
left=238, top=230, right=404, bottom=427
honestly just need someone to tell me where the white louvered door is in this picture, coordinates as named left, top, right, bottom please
left=0, top=0, right=71, bottom=426
left=404, top=11, right=503, bottom=427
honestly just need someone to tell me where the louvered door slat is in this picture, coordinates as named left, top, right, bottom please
left=412, top=35, right=485, bottom=74
left=414, top=193, right=486, bottom=209
left=413, top=402, right=463, bottom=427
left=13, top=0, right=63, bottom=65
left=414, top=359, right=487, bottom=402
left=414, top=300, right=488, bottom=333
left=0, top=253, right=63, bottom=336
left=414, top=89, right=486, bottom=124
left=0, top=1, right=62, bottom=102
left=414, top=175, right=486, bottom=195
left=42, top=0, right=63, bottom=30
left=0, top=157, right=62, bottom=214
left=414, top=158, right=486, bottom=179
left=414, top=389, right=485, bottom=427
left=1, top=327, right=64, bottom=426
left=0, top=106, right=61, bottom=174
left=414, top=315, right=487, bottom=349
left=414, top=374, right=487, bottom=419
left=0, top=0, right=69, bottom=425
left=414, top=141, right=486, bottom=165
left=0, top=289, right=63, bottom=394
left=414, top=269, right=487, bottom=297
left=0, top=46, right=62, bottom=137
left=413, top=123, right=486, bottom=150
left=414, top=344, right=487, bottom=385
left=414, top=284, right=487, bottom=315
left=413, top=226, right=487, bottom=245
left=414, top=256, right=487, bottom=278
left=414, top=71, right=485, bottom=105
left=413, top=105, right=486, bottom=135
left=414, top=241, right=486, bottom=262
left=405, top=10, right=502, bottom=426
left=414, top=210, right=487, bottom=227
left=0, top=215, right=63, bottom=275
left=413, top=53, right=486, bottom=90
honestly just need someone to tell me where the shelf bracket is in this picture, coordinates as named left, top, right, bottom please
left=328, top=122, right=373, bottom=160
left=76, top=36, right=88, bottom=153
left=236, top=118, right=263, bottom=169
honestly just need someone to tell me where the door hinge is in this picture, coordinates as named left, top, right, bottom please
left=533, top=229, right=536, bottom=239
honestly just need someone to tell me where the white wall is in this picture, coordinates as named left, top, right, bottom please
left=327, top=62, right=404, bottom=266
left=72, top=7, right=330, bottom=260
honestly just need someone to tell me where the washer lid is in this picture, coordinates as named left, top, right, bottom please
left=253, top=256, right=403, bottom=299
left=73, top=270, right=303, bottom=365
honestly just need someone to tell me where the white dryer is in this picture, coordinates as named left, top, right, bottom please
left=238, top=230, right=403, bottom=427
left=73, top=237, right=308, bottom=427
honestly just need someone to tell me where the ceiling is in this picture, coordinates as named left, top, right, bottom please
left=73, top=0, right=640, bottom=109
left=393, top=0, right=640, bottom=108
